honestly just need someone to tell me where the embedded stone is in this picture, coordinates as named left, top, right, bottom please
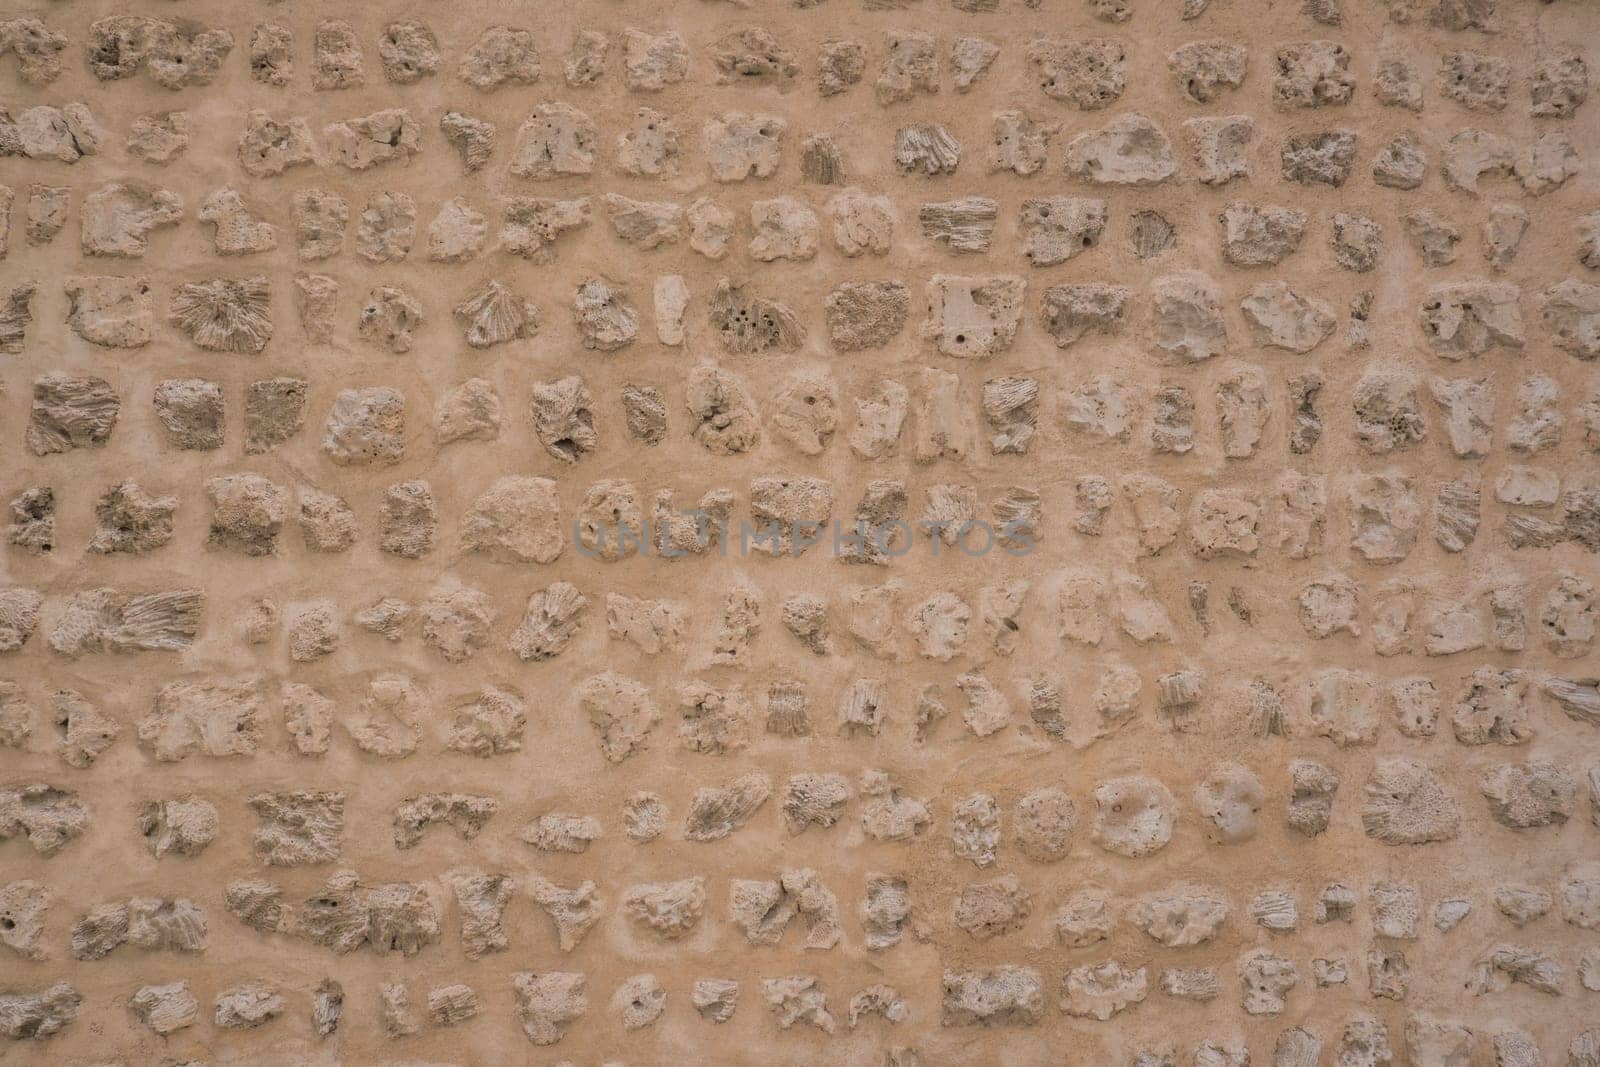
left=86, top=16, right=233, bottom=89
left=1062, top=961, right=1148, bottom=1021
left=952, top=36, right=999, bottom=91
left=1151, top=271, right=1226, bottom=362
left=459, top=25, right=539, bottom=90
left=65, top=276, right=151, bottom=348
left=818, top=38, right=865, bottom=96
left=1240, top=282, right=1334, bottom=352
left=1363, top=759, right=1461, bottom=844
left=236, top=112, right=316, bottom=178
left=510, top=103, right=595, bottom=178
left=1133, top=885, right=1229, bottom=947
left=1220, top=202, right=1306, bottom=267
left=126, top=111, right=192, bottom=164
left=1531, top=52, right=1588, bottom=118
left=922, top=275, right=1024, bottom=359
left=705, top=112, right=785, bottom=181
left=1064, top=114, right=1175, bottom=185
left=624, top=29, right=688, bottom=91
left=205, top=474, right=286, bottom=556
left=0, top=983, right=80, bottom=1040
left=169, top=277, right=272, bottom=353
left=1020, top=197, right=1105, bottom=266
left=1185, top=115, right=1254, bottom=184
left=749, top=197, right=818, bottom=261
left=324, top=387, right=404, bottom=465
left=1280, top=130, right=1357, bottom=185
left=1274, top=41, right=1354, bottom=108
left=1091, top=776, right=1175, bottom=857
left=1, top=103, right=102, bottom=163
left=1440, top=51, right=1509, bottom=111
left=441, top=112, right=496, bottom=172
left=47, top=589, right=202, bottom=657
left=877, top=31, right=938, bottom=104
left=1352, top=366, right=1425, bottom=453
left=941, top=968, right=1043, bottom=1028
left=1169, top=41, right=1247, bottom=103
left=234, top=378, right=303, bottom=458
left=200, top=187, right=276, bottom=255
left=128, top=982, right=196, bottom=1035
left=323, top=109, right=420, bottom=171
left=397, top=794, right=497, bottom=849
left=90, top=481, right=176, bottom=555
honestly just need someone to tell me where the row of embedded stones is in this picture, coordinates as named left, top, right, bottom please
left=0, top=553, right=1596, bottom=710
left=4, top=984, right=1600, bottom=1065
left=3, top=739, right=1596, bottom=858
left=1, top=852, right=1598, bottom=1045
left=0, top=483, right=1596, bottom=648
left=5, top=437, right=1599, bottom=562
left=8, top=267, right=1600, bottom=367
left=10, top=353, right=1600, bottom=464
left=12, top=342, right=1600, bottom=451
left=3, top=363, right=1600, bottom=543
left=0, top=0, right=1546, bottom=70
left=5, top=96, right=1591, bottom=202
left=0, top=970, right=906, bottom=1045
left=3, top=859, right=1600, bottom=989
left=3, top=610, right=1600, bottom=763
left=0, top=463, right=1595, bottom=618
left=4, top=596, right=1592, bottom=990
left=9, top=177, right=1600, bottom=278
left=12, top=804, right=1594, bottom=1048
left=0, top=14, right=1589, bottom=118
left=3, top=782, right=1597, bottom=998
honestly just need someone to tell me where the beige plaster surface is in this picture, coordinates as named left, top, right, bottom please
left=1, top=0, right=1599, bottom=1063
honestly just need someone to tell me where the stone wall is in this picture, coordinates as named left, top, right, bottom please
left=2, top=0, right=1599, bottom=1063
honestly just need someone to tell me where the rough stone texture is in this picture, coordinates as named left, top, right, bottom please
left=1, top=1, right=1598, bottom=1062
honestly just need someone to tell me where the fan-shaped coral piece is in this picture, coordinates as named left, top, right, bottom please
left=167, top=277, right=272, bottom=354
left=454, top=280, right=538, bottom=350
